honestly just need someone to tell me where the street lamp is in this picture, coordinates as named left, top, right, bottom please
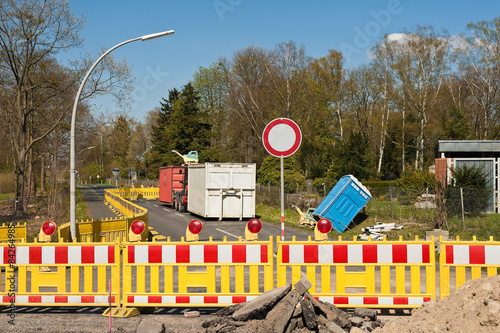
left=69, top=30, right=174, bottom=241
left=77, top=146, right=95, bottom=155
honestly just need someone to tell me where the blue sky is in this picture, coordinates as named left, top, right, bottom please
left=61, top=0, right=500, bottom=122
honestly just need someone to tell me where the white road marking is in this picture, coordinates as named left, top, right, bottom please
left=215, top=228, right=239, bottom=240
left=163, top=208, right=169, bottom=211
left=175, top=213, right=183, bottom=217
left=153, top=204, right=159, bottom=207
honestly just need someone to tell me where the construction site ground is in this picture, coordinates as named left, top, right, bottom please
left=0, top=306, right=407, bottom=332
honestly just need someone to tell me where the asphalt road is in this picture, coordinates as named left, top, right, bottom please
left=79, top=185, right=313, bottom=242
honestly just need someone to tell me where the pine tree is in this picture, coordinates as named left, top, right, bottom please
left=148, top=89, right=180, bottom=171
left=442, top=105, right=470, bottom=140
left=147, top=84, right=212, bottom=177
left=164, top=83, right=211, bottom=158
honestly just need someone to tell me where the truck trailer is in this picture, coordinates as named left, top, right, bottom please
left=187, top=163, right=256, bottom=220
left=158, top=166, right=188, bottom=212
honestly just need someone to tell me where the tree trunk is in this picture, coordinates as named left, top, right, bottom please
left=40, top=156, right=46, bottom=193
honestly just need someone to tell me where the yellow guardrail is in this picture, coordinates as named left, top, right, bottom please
left=439, top=236, right=500, bottom=299
left=58, top=218, right=130, bottom=243
left=0, top=242, right=120, bottom=307
left=57, top=188, right=150, bottom=243
left=0, top=223, right=27, bottom=243
left=122, top=237, right=274, bottom=309
left=114, top=187, right=159, bottom=201
left=277, top=236, right=436, bottom=308
left=4, top=232, right=500, bottom=314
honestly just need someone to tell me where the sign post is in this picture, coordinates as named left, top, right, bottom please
left=262, top=118, right=302, bottom=241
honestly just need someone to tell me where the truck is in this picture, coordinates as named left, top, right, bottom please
left=187, top=163, right=256, bottom=220
left=158, top=166, right=188, bottom=212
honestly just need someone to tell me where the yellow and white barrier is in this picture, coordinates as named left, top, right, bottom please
left=277, top=236, right=436, bottom=308
left=0, top=242, right=120, bottom=307
left=122, top=237, right=274, bottom=308
left=439, top=236, right=500, bottom=299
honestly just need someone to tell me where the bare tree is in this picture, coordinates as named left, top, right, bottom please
left=381, top=27, right=449, bottom=171
left=454, top=17, right=500, bottom=138
left=0, top=0, right=132, bottom=210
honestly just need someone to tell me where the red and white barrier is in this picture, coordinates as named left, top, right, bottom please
left=3, top=295, right=115, bottom=304
left=281, top=243, right=431, bottom=264
left=317, top=296, right=432, bottom=306
left=126, top=295, right=256, bottom=305
left=127, top=244, right=269, bottom=264
left=1, top=245, right=116, bottom=264
left=445, top=244, right=500, bottom=265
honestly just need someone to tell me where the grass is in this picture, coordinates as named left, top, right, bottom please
left=0, top=193, right=14, bottom=200
left=256, top=203, right=319, bottom=238
left=256, top=195, right=500, bottom=242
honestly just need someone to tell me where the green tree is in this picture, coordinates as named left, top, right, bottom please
left=147, top=89, right=180, bottom=171
left=446, top=164, right=491, bottom=216
left=328, top=131, right=373, bottom=181
left=109, top=115, right=131, bottom=177
left=257, top=155, right=305, bottom=193
left=147, top=83, right=211, bottom=174
left=442, top=105, right=471, bottom=140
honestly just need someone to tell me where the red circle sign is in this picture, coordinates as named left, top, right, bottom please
left=262, top=118, right=302, bottom=157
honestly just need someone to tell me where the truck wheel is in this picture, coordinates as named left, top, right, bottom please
left=175, top=197, right=180, bottom=211
left=180, top=203, right=186, bottom=213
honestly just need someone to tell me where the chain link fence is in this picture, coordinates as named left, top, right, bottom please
left=257, top=183, right=496, bottom=230
left=256, top=183, right=324, bottom=209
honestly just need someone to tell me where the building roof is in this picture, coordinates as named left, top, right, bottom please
left=439, top=140, right=500, bottom=153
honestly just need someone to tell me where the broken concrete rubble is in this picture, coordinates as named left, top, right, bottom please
left=203, top=277, right=383, bottom=332
left=232, top=284, right=292, bottom=321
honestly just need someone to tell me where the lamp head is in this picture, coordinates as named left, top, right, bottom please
left=141, top=30, right=174, bottom=41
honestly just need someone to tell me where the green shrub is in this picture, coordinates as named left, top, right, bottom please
left=446, top=164, right=491, bottom=216
left=398, top=171, right=435, bottom=205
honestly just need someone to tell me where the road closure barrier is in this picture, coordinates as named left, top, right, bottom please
left=277, top=236, right=436, bottom=308
left=57, top=188, right=149, bottom=243
left=113, top=187, right=159, bottom=201
left=0, top=242, right=120, bottom=307
left=439, top=236, right=500, bottom=299
left=122, top=237, right=274, bottom=309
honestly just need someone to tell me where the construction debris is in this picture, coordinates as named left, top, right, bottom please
left=413, top=193, right=436, bottom=209
left=184, top=311, right=200, bottom=318
left=359, top=222, right=403, bottom=241
left=203, top=277, right=383, bottom=332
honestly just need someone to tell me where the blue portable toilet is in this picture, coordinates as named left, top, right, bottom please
left=312, top=175, right=371, bottom=232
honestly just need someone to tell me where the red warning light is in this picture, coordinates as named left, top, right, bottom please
left=131, top=220, right=145, bottom=235
left=188, top=220, right=203, bottom=234
left=42, top=221, right=56, bottom=235
left=247, top=219, right=262, bottom=234
left=317, top=219, right=332, bottom=234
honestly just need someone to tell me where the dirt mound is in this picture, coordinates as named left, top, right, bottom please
left=374, top=275, right=500, bottom=333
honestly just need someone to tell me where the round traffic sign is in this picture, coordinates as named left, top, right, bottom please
left=262, top=118, right=302, bottom=157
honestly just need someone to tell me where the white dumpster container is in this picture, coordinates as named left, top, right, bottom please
left=187, top=163, right=256, bottom=220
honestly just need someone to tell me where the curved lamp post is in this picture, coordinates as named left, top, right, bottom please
left=70, top=30, right=174, bottom=241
